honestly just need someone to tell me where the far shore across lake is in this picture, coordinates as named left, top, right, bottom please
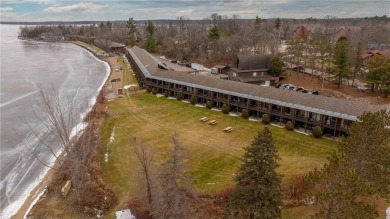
left=11, top=41, right=119, bottom=219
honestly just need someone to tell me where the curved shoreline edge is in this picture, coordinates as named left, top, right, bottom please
left=10, top=40, right=112, bottom=219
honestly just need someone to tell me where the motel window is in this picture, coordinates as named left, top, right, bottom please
left=253, top=72, right=257, bottom=76
left=233, top=72, right=237, bottom=77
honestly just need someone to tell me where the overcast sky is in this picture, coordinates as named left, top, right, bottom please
left=0, top=0, right=389, bottom=22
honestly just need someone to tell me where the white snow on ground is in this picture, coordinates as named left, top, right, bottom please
left=195, top=104, right=205, bottom=107
left=249, top=117, right=260, bottom=122
left=105, top=127, right=115, bottom=162
left=294, top=129, right=310, bottom=135
left=229, top=112, right=239, bottom=116
left=104, top=153, right=109, bottom=163
left=123, top=84, right=138, bottom=89
left=115, top=209, right=136, bottom=219
left=109, top=127, right=116, bottom=143
left=168, top=97, right=176, bottom=100
left=156, top=94, right=164, bottom=98
left=182, top=100, right=190, bottom=103
left=211, top=108, right=221, bottom=112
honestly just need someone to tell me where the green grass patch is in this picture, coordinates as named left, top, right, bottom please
left=101, top=92, right=337, bottom=217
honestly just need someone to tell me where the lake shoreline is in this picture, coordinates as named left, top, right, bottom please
left=10, top=40, right=113, bottom=219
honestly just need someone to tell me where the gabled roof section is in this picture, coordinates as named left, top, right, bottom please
left=237, top=54, right=272, bottom=70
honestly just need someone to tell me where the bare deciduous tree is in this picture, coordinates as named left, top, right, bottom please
left=152, top=133, right=196, bottom=219
left=132, top=137, right=155, bottom=208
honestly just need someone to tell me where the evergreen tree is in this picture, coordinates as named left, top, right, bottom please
left=339, top=111, right=390, bottom=198
left=306, top=111, right=390, bottom=218
left=333, top=37, right=350, bottom=87
left=126, top=17, right=137, bottom=46
left=255, top=15, right=262, bottom=29
left=106, top=21, right=112, bottom=31
left=207, top=26, right=220, bottom=41
left=144, top=21, right=156, bottom=52
left=366, top=56, right=390, bottom=97
left=228, top=128, right=282, bottom=219
left=268, top=56, right=284, bottom=77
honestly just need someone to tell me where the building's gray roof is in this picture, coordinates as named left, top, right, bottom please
left=237, top=54, right=272, bottom=70
left=213, top=65, right=229, bottom=69
left=128, top=46, right=387, bottom=120
left=238, top=75, right=274, bottom=83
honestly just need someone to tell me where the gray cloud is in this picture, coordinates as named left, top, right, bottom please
left=44, top=2, right=105, bottom=13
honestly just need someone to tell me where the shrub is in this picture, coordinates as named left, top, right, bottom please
left=241, top=109, right=249, bottom=119
left=262, top=114, right=270, bottom=124
left=164, top=90, right=169, bottom=98
left=146, top=86, right=151, bottom=93
left=222, top=104, right=230, bottom=114
left=176, top=93, right=183, bottom=101
left=151, top=88, right=157, bottom=95
left=206, top=101, right=213, bottom=109
left=285, top=121, right=294, bottom=131
left=312, top=126, right=323, bottom=138
left=190, top=96, right=198, bottom=105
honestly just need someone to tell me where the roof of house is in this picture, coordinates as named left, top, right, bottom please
left=213, top=65, right=229, bottom=69
left=128, top=46, right=387, bottom=120
left=110, top=41, right=125, bottom=48
left=238, top=75, right=275, bottom=83
left=231, top=68, right=268, bottom=73
left=237, top=54, right=272, bottom=70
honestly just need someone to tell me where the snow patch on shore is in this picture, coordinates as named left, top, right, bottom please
left=124, top=84, right=138, bottom=89
left=105, top=127, right=115, bottom=163
left=4, top=48, right=112, bottom=219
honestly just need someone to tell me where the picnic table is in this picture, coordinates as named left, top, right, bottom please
left=208, top=120, right=217, bottom=125
left=223, top=127, right=233, bottom=133
left=199, top=117, right=208, bottom=122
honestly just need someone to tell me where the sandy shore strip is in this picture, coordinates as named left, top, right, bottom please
left=11, top=42, right=117, bottom=219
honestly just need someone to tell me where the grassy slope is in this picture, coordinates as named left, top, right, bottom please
left=101, top=91, right=338, bottom=218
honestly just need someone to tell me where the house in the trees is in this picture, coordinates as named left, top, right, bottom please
left=361, top=49, right=390, bottom=60
left=228, top=54, right=275, bottom=86
left=109, top=42, right=126, bottom=54
left=291, top=26, right=311, bottom=41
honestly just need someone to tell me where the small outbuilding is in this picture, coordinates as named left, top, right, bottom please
left=211, top=65, right=230, bottom=75
left=110, top=42, right=126, bottom=54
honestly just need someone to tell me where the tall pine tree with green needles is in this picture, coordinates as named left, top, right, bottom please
left=333, top=37, right=350, bottom=87
left=228, top=128, right=282, bottom=219
left=306, top=110, right=390, bottom=218
left=144, top=21, right=156, bottom=52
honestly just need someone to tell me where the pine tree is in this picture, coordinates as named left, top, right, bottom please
left=228, top=128, right=282, bottom=219
left=333, top=37, right=350, bottom=87
left=126, top=17, right=137, bottom=46
left=306, top=111, right=390, bottom=218
left=339, top=110, right=390, bottom=198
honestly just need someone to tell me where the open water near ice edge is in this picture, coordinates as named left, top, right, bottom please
left=0, top=24, right=110, bottom=218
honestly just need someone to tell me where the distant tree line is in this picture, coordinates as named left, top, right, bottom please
left=19, top=14, right=390, bottom=96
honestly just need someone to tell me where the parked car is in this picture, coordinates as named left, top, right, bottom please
left=287, top=86, right=296, bottom=90
left=300, top=89, right=309, bottom=93
left=281, top=84, right=293, bottom=89
left=308, top=90, right=319, bottom=95
left=294, top=86, right=304, bottom=91
left=292, top=65, right=304, bottom=71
